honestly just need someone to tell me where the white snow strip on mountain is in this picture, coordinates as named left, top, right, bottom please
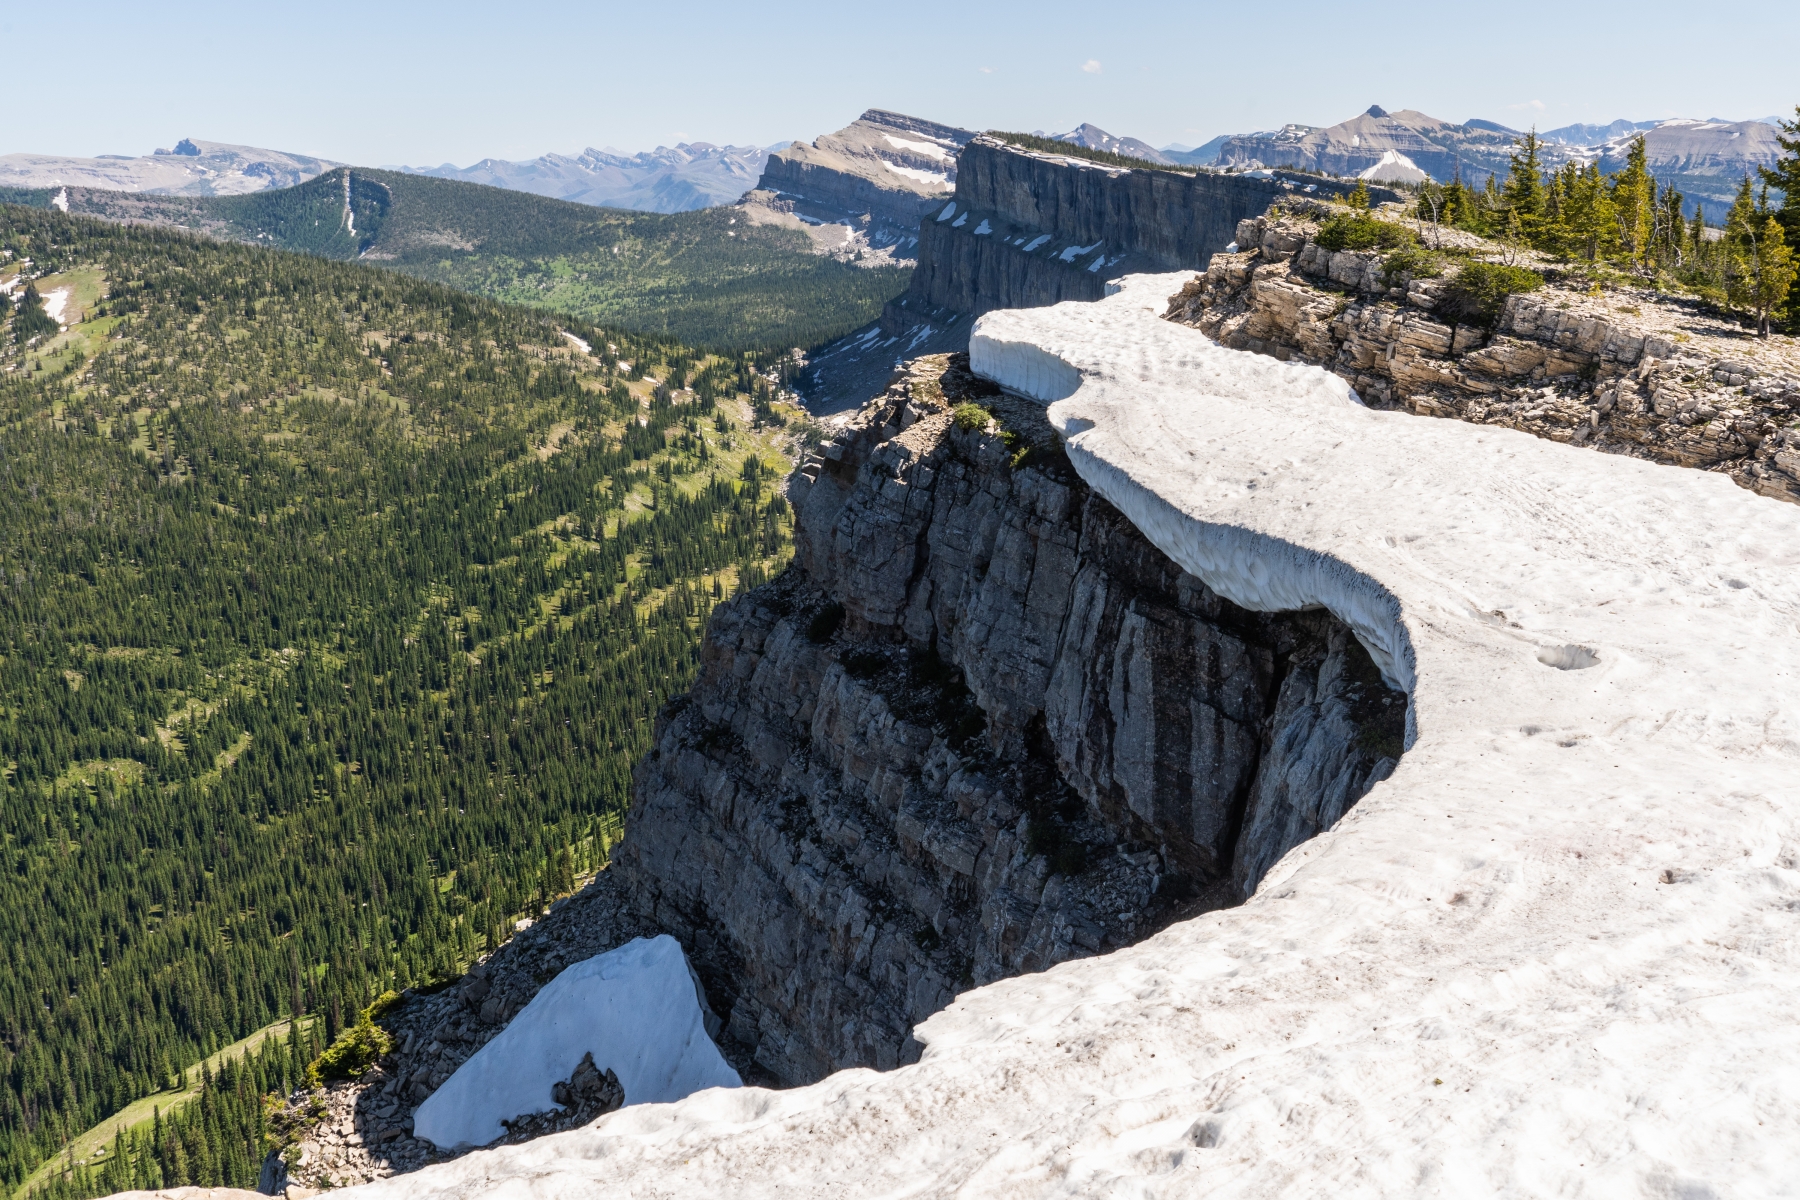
left=1058, top=239, right=1102, bottom=262
left=411, top=936, right=739, bottom=1151
left=882, top=134, right=953, bottom=161
left=1023, top=234, right=1052, bottom=252
left=39, top=287, right=72, bottom=327
left=973, top=219, right=992, bottom=235
left=880, top=160, right=950, bottom=187
left=1357, top=150, right=1430, bottom=184
left=348, top=276, right=1800, bottom=1199
left=936, top=202, right=957, bottom=221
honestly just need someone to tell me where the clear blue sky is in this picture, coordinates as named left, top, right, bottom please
left=8, top=0, right=1796, bottom=165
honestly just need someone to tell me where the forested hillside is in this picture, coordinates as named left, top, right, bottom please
left=2, top=170, right=910, bottom=353
left=0, top=206, right=798, bottom=1196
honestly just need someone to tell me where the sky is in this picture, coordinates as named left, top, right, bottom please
left=6, top=0, right=1797, bottom=165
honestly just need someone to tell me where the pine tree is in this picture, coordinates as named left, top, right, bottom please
left=1501, top=130, right=1550, bottom=246
left=1756, top=105, right=1800, bottom=250
left=1561, top=163, right=1619, bottom=262
left=1611, top=135, right=1657, bottom=270
left=1744, top=215, right=1796, bottom=337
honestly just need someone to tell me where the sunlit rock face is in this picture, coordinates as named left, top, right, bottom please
left=346, top=276, right=1800, bottom=1200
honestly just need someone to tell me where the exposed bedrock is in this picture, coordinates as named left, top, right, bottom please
left=615, top=355, right=1404, bottom=1085
left=1167, top=204, right=1800, bottom=505
left=905, top=138, right=1402, bottom=319
left=800, top=138, right=1390, bottom=412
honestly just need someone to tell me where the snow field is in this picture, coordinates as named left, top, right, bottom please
left=350, top=275, right=1800, bottom=1199
left=412, top=936, right=739, bottom=1151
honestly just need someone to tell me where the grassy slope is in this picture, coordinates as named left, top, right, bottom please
left=16, top=1019, right=303, bottom=1198
left=14, top=171, right=909, bottom=353
left=0, top=206, right=805, bottom=1195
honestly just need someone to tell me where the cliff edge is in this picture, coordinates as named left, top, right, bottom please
left=345, top=274, right=1800, bottom=1197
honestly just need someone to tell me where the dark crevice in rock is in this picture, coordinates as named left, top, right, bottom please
left=614, top=352, right=1409, bottom=1088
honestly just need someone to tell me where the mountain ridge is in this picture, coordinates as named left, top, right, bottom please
left=395, top=142, right=777, bottom=213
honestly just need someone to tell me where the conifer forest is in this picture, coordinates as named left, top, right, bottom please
left=0, top=207, right=798, bottom=1197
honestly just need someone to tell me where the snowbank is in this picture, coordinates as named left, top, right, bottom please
left=411, top=936, right=739, bottom=1150
left=351, top=276, right=1800, bottom=1198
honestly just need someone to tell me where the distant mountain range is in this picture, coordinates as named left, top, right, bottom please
left=394, top=142, right=777, bottom=213
left=3, top=166, right=907, bottom=351
left=0, top=135, right=778, bottom=215
left=1206, top=106, right=1788, bottom=210
left=0, top=137, right=339, bottom=195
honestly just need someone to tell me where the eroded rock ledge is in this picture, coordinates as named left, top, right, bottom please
left=615, top=354, right=1404, bottom=1085
left=1167, top=202, right=1800, bottom=504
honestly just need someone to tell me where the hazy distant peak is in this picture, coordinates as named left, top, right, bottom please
left=397, top=140, right=776, bottom=213
left=1052, top=123, right=1173, bottom=164
left=0, top=138, right=338, bottom=195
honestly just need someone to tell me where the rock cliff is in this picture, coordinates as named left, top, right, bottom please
left=799, top=136, right=1393, bottom=411
left=906, top=137, right=1393, bottom=318
left=615, top=354, right=1405, bottom=1084
left=738, top=110, right=973, bottom=265
left=1166, top=202, right=1800, bottom=505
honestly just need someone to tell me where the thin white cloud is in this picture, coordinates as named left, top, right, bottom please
left=980, top=66, right=995, bottom=74
left=1507, top=99, right=1547, bottom=112
left=1081, top=59, right=1102, bottom=74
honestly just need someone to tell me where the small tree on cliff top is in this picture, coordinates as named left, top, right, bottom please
left=1756, top=105, right=1800, bottom=250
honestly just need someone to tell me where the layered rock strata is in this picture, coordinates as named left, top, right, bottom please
left=740, top=110, right=974, bottom=264
left=1168, top=203, right=1800, bottom=504
left=615, top=354, right=1405, bottom=1085
left=907, top=138, right=1401, bottom=319
left=800, top=136, right=1394, bottom=410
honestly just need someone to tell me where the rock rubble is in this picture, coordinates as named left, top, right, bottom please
left=264, top=873, right=656, bottom=1190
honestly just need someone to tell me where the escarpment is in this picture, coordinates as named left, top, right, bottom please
left=1167, top=202, right=1800, bottom=504
left=803, top=135, right=1395, bottom=410
left=614, top=353, right=1406, bottom=1085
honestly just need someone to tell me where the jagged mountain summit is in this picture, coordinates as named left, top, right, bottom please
left=0, top=136, right=338, bottom=195
left=1212, top=105, right=1786, bottom=207
left=396, top=142, right=774, bottom=213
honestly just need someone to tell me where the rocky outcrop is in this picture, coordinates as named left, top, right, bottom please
left=1168, top=204, right=1800, bottom=505
left=260, top=876, right=657, bottom=1191
left=739, top=110, right=974, bottom=264
left=907, top=137, right=1396, bottom=318
left=616, top=354, right=1405, bottom=1085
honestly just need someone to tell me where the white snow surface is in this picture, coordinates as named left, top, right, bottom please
left=39, top=287, right=73, bottom=327
left=880, top=160, right=950, bottom=188
left=881, top=134, right=953, bottom=161
left=411, top=936, right=740, bottom=1151
left=350, top=276, right=1800, bottom=1199
left=1357, top=150, right=1430, bottom=184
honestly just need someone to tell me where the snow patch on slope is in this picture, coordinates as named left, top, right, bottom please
left=412, top=936, right=738, bottom=1150
left=880, top=161, right=950, bottom=187
left=882, top=134, right=953, bottom=161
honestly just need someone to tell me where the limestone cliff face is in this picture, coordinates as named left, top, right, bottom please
left=799, top=136, right=1391, bottom=410
left=616, top=355, right=1405, bottom=1085
left=751, top=110, right=972, bottom=236
left=1168, top=205, right=1800, bottom=504
left=905, top=138, right=1399, bottom=318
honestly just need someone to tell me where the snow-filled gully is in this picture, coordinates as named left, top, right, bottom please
left=352, top=275, right=1800, bottom=1198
